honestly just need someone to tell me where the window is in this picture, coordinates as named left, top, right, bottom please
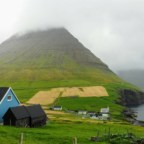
left=7, top=96, right=12, bottom=101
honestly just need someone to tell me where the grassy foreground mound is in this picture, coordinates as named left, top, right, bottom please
left=0, top=120, right=144, bottom=144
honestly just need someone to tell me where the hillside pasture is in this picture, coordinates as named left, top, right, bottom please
left=27, top=86, right=108, bottom=105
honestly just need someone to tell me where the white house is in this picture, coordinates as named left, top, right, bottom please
left=102, top=114, right=109, bottom=120
left=78, top=110, right=87, bottom=115
left=52, top=106, right=62, bottom=111
left=100, top=107, right=109, bottom=114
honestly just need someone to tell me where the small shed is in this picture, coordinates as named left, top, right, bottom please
left=3, top=106, right=30, bottom=127
left=27, top=105, right=47, bottom=127
left=3, top=105, right=47, bottom=127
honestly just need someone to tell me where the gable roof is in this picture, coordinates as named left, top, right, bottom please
left=0, top=87, right=20, bottom=104
left=3, top=105, right=47, bottom=120
left=0, top=87, right=9, bottom=101
left=26, top=105, right=46, bottom=118
left=10, top=106, right=30, bottom=119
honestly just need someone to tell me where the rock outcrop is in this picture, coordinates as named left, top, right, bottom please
left=118, top=89, right=144, bottom=106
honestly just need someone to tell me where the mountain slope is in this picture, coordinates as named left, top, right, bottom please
left=0, top=28, right=107, bottom=69
left=0, top=28, right=120, bottom=82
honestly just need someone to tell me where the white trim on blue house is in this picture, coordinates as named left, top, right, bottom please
left=0, top=87, right=20, bottom=104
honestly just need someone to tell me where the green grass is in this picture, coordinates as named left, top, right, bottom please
left=55, top=82, right=138, bottom=120
left=0, top=79, right=137, bottom=103
left=0, top=78, right=129, bottom=102
left=0, top=121, right=144, bottom=144
left=0, top=67, right=140, bottom=144
left=0, top=78, right=137, bottom=118
left=56, top=97, right=123, bottom=119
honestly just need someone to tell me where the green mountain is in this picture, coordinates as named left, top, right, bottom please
left=0, top=27, right=139, bottom=107
left=0, top=28, right=144, bottom=144
left=0, top=28, right=120, bottom=83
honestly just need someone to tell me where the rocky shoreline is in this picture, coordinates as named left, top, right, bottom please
left=122, top=107, right=144, bottom=126
left=118, top=89, right=144, bottom=106
left=118, top=89, right=144, bottom=126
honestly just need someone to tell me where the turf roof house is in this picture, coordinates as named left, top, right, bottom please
left=0, top=87, right=20, bottom=122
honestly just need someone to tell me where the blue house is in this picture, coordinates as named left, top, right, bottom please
left=0, top=87, right=20, bottom=122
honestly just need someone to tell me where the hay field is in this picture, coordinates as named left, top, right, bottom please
left=27, top=90, right=59, bottom=105
left=27, top=86, right=108, bottom=105
left=61, top=86, right=108, bottom=97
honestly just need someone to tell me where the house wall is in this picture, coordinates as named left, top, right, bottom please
left=31, top=116, right=47, bottom=127
left=16, top=118, right=30, bottom=127
left=0, top=89, right=20, bottom=122
left=78, top=111, right=87, bottom=115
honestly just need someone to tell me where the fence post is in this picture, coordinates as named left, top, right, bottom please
left=73, top=137, right=77, bottom=144
left=19, top=133, right=24, bottom=144
left=108, top=127, right=111, bottom=141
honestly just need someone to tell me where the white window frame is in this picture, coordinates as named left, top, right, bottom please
left=7, top=95, right=12, bottom=101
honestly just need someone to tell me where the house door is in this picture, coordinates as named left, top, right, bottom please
left=9, top=119, right=11, bottom=125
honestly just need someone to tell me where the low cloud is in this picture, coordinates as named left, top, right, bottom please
left=1, top=0, right=144, bottom=72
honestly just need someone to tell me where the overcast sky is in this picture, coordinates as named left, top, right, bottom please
left=0, top=0, right=144, bottom=72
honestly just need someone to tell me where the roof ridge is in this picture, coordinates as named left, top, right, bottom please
left=0, top=87, right=10, bottom=102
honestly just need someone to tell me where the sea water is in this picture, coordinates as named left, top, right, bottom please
left=131, top=104, right=144, bottom=121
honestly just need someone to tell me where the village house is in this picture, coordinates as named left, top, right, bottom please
left=51, top=106, right=62, bottom=111
left=78, top=110, right=87, bottom=115
left=90, top=112, right=102, bottom=119
left=3, top=104, right=47, bottom=127
left=88, top=107, right=110, bottom=120
left=0, top=87, right=20, bottom=122
left=100, top=107, right=109, bottom=114
left=100, top=107, right=110, bottom=120
left=102, top=113, right=110, bottom=120
left=90, top=115, right=99, bottom=120
left=90, top=113, right=110, bottom=120
left=87, top=111, right=96, bottom=116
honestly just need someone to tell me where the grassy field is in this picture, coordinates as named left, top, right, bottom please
left=0, top=72, right=142, bottom=144
left=0, top=78, right=137, bottom=118
left=0, top=119, right=144, bottom=144
left=0, top=78, right=136, bottom=102
left=0, top=70, right=140, bottom=144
